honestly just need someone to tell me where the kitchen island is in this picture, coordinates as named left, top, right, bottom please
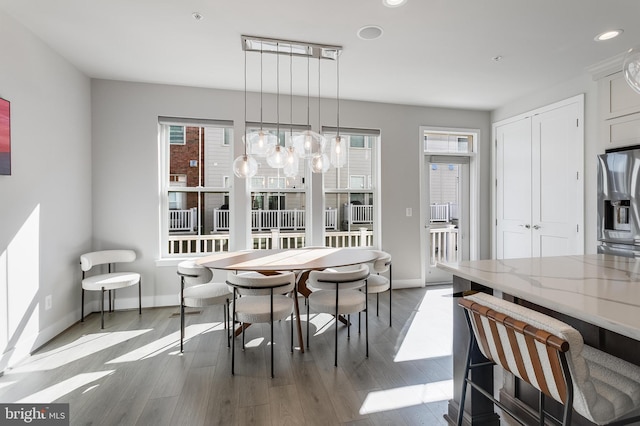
left=438, top=254, right=640, bottom=425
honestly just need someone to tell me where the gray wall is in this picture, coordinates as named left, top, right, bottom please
left=491, top=73, right=599, bottom=254
left=0, top=10, right=92, bottom=370
left=91, top=79, right=492, bottom=306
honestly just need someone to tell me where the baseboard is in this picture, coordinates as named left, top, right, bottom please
left=393, top=278, right=424, bottom=288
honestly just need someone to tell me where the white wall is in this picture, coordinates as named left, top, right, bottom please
left=0, top=10, right=92, bottom=371
left=491, top=73, right=599, bottom=254
left=90, top=79, right=491, bottom=303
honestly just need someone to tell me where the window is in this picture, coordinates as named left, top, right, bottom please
left=424, top=132, right=473, bottom=153
left=169, top=125, right=185, bottom=145
left=160, top=118, right=233, bottom=257
left=324, top=129, right=379, bottom=247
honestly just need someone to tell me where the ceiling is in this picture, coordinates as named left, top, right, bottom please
left=1, top=0, right=639, bottom=110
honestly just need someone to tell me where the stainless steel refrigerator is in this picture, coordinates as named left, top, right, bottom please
left=597, top=147, right=640, bottom=257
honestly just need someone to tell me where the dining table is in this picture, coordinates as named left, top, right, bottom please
left=196, top=247, right=378, bottom=353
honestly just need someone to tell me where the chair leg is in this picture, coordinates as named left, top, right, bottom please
left=347, top=314, right=351, bottom=340
left=232, top=290, right=237, bottom=375
left=306, top=299, right=310, bottom=349
left=389, top=264, right=393, bottom=327
left=226, top=299, right=230, bottom=348
left=101, top=287, right=105, bottom=329
left=81, top=289, right=85, bottom=322
left=539, top=392, right=545, bottom=426
left=138, top=279, right=142, bottom=315
left=109, top=289, right=112, bottom=313
left=180, top=278, right=185, bottom=353
left=365, top=281, right=369, bottom=358
left=376, top=293, right=379, bottom=316
left=270, top=289, right=274, bottom=379
left=334, top=288, right=339, bottom=367
left=290, top=310, right=294, bottom=354
left=457, top=313, right=475, bottom=426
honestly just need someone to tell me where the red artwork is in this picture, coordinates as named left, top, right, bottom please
left=0, top=98, right=10, bottom=175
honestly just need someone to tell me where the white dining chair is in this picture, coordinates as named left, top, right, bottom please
left=177, top=259, right=231, bottom=353
left=226, top=271, right=296, bottom=378
left=307, top=264, right=370, bottom=367
left=366, top=250, right=392, bottom=326
left=80, top=249, right=141, bottom=329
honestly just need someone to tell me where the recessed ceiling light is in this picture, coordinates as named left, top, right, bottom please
left=357, top=25, right=384, bottom=41
left=594, top=29, right=623, bottom=41
left=383, top=0, right=407, bottom=7
left=192, top=12, right=204, bottom=21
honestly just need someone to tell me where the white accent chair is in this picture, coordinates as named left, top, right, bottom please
left=458, top=292, right=640, bottom=426
left=177, top=259, right=231, bottom=353
left=80, top=250, right=141, bottom=329
left=366, top=250, right=392, bottom=326
left=226, top=271, right=296, bottom=378
left=307, top=264, right=370, bottom=367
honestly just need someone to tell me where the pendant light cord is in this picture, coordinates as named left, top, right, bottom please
left=290, top=45, right=293, bottom=140
left=244, top=48, right=247, bottom=156
left=276, top=43, right=280, bottom=144
left=260, top=46, right=263, bottom=131
left=336, top=54, right=340, bottom=137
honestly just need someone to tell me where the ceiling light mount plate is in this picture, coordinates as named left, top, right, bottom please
left=594, top=29, right=623, bottom=41
left=383, top=0, right=407, bottom=7
left=241, top=35, right=342, bottom=60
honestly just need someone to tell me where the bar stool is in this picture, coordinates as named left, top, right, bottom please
left=177, top=259, right=231, bottom=353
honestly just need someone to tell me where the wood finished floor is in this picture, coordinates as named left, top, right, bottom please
left=0, top=286, right=454, bottom=426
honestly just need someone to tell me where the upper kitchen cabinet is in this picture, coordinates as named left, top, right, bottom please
left=600, top=71, right=640, bottom=149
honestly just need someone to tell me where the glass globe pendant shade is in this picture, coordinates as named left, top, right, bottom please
left=292, top=130, right=326, bottom=159
left=311, top=153, right=330, bottom=173
left=244, top=130, right=277, bottom=157
left=623, top=46, right=640, bottom=95
left=329, top=135, right=347, bottom=168
left=232, top=154, right=258, bottom=178
left=283, top=146, right=299, bottom=177
left=266, top=145, right=287, bottom=169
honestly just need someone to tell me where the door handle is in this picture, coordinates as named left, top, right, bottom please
left=519, top=224, right=531, bottom=229
left=532, top=225, right=541, bottom=230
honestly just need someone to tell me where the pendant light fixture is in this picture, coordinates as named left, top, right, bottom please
left=284, top=45, right=299, bottom=178
left=329, top=53, right=346, bottom=168
left=233, top=49, right=258, bottom=178
left=266, top=43, right=286, bottom=169
left=240, top=36, right=341, bottom=174
left=245, top=45, right=277, bottom=157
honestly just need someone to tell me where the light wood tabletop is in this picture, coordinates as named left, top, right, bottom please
left=197, top=247, right=378, bottom=353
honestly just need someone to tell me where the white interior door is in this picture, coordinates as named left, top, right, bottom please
left=496, top=117, right=533, bottom=259
left=531, top=103, right=582, bottom=257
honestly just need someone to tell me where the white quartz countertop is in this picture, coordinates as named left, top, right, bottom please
left=437, top=254, right=640, bottom=340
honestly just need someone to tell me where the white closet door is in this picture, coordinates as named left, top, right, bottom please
left=531, top=103, right=581, bottom=257
left=496, top=117, right=532, bottom=259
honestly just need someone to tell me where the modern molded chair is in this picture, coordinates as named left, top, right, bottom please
left=366, top=250, right=392, bottom=326
left=177, top=259, right=231, bottom=353
left=307, top=264, right=370, bottom=367
left=226, top=271, right=296, bottom=378
left=458, top=292, right=640, bottom=426
left=80, top=249, right=141, bottom=329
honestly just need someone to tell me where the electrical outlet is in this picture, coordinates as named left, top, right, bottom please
left=406, top=207, right=412, bottom=217
left=45, top=295, right=52, bottom=311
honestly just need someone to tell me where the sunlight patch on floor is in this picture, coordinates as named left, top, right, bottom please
left=360, top=379, right=453, bottom=414
left=7, top=330, right=150, bottom=374
left=16, top=371, right=114, bottom=403
left=106, top=322, right=222, bottom=364
left=394, top=288, right=453, bottom=362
